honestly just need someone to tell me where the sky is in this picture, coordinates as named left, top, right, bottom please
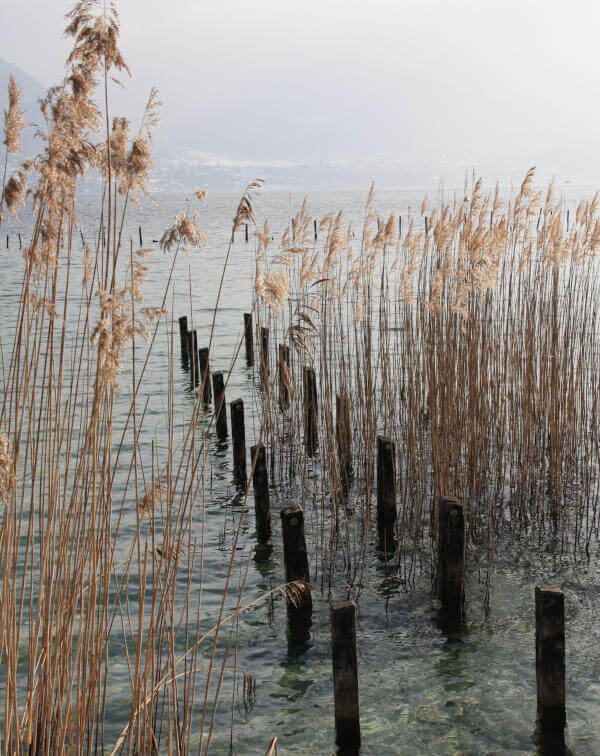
left=1, top=0, right=600, bottom=186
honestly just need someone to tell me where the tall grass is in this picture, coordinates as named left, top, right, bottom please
left=0, top=3, right=292, bottom=752
left=253, top=175, right=600, bottom=595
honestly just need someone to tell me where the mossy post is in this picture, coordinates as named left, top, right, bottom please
left=278, top=344, right=290, bottom=411
left=336, top=394, right=352, bottom=496
left=250, top=443, right=271, bottom=542
left=198, top=347, right=212, bottom=404
left=212, top=371, right=227, bottom=438
left=331, top=601, right=361, bottom=753
left=377, top=436, right=397, bottom=553
left=438, top=496, right=465, bottom=626
left=244, top=313, right=253, bottom=364
left=535, top=585, right=566, bottom=731
left=230, top=399, right=246, bottom=483
left=178, top=316, right=188, bottom=363
left=303, top=366, right=318, bottom=456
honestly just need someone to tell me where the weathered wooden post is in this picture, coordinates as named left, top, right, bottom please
left=566, top=208, right=570, bottom=231
left=278, top=344, right=290, bottom=411
left=244, top=312, right=254, bottom=364
left=212, top=371, right=227, bottom=438
left=291, top=217, right=295, bottom=243
left=250, top=443, right=271, bottom=542
left=398, top=215, right=402, bottom=237
left=230, top=399, right=246, bottom=482
left=187, top=330, right=199, bottom=387
left=424, top=216, right=428, bottom=235
left=438, top=496, right=466, bottom=626
left=245, top=224, right=249, bottom=242
left=336, top=394, right=351, bottom=495
left=260, top=326, right=269, bottom=382
left=198, top=347, right=212, bottom=403
left=280, top=504, right=312, bottom=613
left=18, top=232, right=22, bottom=249
left=331, top=601, right=361, bottom=753
left=535, top=585, right=566, bottom=731
left=138, top=226, right=143, bottom=246
left=6, top=235, right=8, bottom=249
left=314, top=219, right=318, bottom=241
left=377, top=436, right=397, bottom=553
left=178, top=316, right=188, bottom=363
left=303, top=366, right=318, bottom=456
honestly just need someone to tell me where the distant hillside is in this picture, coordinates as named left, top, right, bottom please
left=0, top=57, right=46, bottom=162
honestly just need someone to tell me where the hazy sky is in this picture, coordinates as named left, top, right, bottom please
left=2, top=0, right=600, bottom=182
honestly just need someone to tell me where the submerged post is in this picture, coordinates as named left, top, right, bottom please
left=377, top=436, right=396, bottom=551
left=336, top=394, right=352, bottom=495
left=230, top=399, right=246, bottom=482
left=278, top=344, right=290, bottom=411
left=260, top=326, right=269, bottom=382
left=303, top=366, right=318, bottom=456
left=178, top=316, right=188, bottom=363
left=280, top=504, right=312, bottom=613
left=250, top=443, right=271, bottom=542
left=198, top=347, right=212, bottom=403
left=331, top=601, right=361, bottom=753
left=438, top=496, right=465, bottom=625
left=212, top=371, right=227, bottom=438
left=244, top=313, right=254, bottom=364
left=535, top=585, right=566, bottom=731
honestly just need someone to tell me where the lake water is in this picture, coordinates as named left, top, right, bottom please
left=1, top=186, right=599, bottom=753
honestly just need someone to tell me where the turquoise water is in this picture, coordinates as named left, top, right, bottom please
left=1, top=187, right=599, bottom=753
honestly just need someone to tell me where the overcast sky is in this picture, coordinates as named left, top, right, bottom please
left=1, top=0, right=600, bottom=183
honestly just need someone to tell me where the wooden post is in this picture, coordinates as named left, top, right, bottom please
left=250, top=443, right=271, bottom=542
left=212, top=371, right=227, bottom=438
left=245, top=224, right=249, bottom=242
left=198, top=347, right=212, bottom=403
left=398, top=215, right=402, bottom=237
left=336, top=394, right=351, bottom=495
left=6, top=235, right=8, bottom=249
left=18, top=232, right=22, bottom=249
left=438, top=496, right=465, bottom=625
left=178, top=316, right=188, bottom=362
left=291, top=217, right=295, bottom=243
left=314, top=219, right=318, bottom=241
left=230, top=399, right=246, bottom=482
left=280, top=504, right=311, bottom=612
left=331, top=601, right=361, bottom=753
left=377, top=436, right=396, bottom=552
left=303, top=366, right=318, bottom=456
left=566, top=208, right=570, bottom=231
left=244, top=313, right=253, bottom=364
left=260, top=326, right=269, bottom=382
left=278, top=344, right=290, bottom=411
left=535, top=585, right=566, bottom=731
left=138, top=226, right=143, bottom=246
left=187, top=330, right=199, bottom=387
left=424, top=216, right=428, bottom=235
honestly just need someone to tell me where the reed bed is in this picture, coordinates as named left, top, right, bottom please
left=253, top=177, right=600, bottom=597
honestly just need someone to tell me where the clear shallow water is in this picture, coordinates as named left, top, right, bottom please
left=1, top=187, right=600, bottom=754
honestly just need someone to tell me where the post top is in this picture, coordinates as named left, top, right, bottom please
left=536, top=584, right=563, bottom=595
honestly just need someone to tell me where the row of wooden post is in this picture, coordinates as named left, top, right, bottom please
left=181, top=312, right=566, bottom=750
